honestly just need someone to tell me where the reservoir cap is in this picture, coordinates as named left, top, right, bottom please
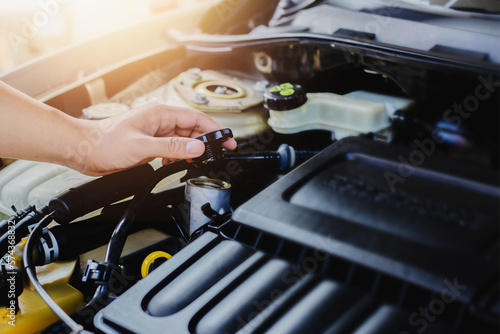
left=264, top=83, right=307, bottom=111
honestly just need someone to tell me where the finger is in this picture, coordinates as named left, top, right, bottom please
left=148, top=136, right=206, bottom=160
left=155, top=106, right=238, bottom=149
left=222, top=138, right=237, bottom=150
left=155, top=105, right=231, bottom=137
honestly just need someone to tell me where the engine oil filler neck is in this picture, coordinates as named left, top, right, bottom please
left=183, top=178, right=231, bottom=237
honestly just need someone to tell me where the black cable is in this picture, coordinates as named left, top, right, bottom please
left=23, top=212, right=91, bottom=334
left=168, top=214, right=189, bottom=243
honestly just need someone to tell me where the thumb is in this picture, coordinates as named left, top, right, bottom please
left=153, top=137, right=205, bottom=159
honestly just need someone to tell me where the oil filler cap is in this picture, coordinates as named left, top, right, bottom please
left=193, top=128, right=233, bottom=166
left=264, top=83, right=307, bottom=111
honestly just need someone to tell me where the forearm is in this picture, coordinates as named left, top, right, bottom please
left=0, top=81, right=236, bottom=176
left=0, top=81, right=83, bottom=169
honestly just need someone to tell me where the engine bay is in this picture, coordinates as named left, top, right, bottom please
left=0, top=1, right=499, bottom=333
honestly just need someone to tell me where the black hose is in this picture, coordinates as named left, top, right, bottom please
left=90, top=160, right=191, bottom=304
left=0, top=204, right=35, bottom=237
left=224, top=146, right=318, bottom=170
left=104, top=160, right=190, bottom=265
left=23, top=212, right=90, bottom=334
left=0, top=205, right=48, bottom=257
left=48, top=164, right=154, bottom=225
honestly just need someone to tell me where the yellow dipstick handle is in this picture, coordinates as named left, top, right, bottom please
left=141, top=251, right=172, bottom=278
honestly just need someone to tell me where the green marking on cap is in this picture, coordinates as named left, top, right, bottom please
left=280, top=89, right=295, bottom=96
left=269, top=85, right=281, bottom=92
left=280, top=83, right=294, bottom=89
left=296, top=84, right=302, bottom=88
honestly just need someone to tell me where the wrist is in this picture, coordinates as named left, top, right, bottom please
left=56, top=115, right=94, bottom=173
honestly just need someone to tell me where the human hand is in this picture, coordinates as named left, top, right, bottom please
left=72, top=103, right=237, bottom=176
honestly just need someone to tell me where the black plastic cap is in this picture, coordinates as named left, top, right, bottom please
left=195, top=128, right=233, bottom=144
left=264, top=83, right=307, bottom=111
left=193, top=128, right=233, bottom=166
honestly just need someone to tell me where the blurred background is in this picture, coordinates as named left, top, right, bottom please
left=0, top=0, right=207, bottom=75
